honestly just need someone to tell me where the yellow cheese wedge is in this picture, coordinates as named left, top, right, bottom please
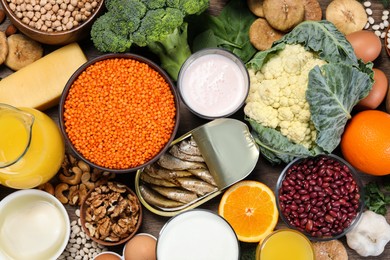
left=0, top=42, right=87, bottom=111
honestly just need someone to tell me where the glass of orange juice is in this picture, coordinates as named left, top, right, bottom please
left=256, top=229, right=314, bottom=260
left=0, top=104, right=65, bottom=189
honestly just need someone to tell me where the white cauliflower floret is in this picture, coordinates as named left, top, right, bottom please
left=244, top=44, right=327, bottom=148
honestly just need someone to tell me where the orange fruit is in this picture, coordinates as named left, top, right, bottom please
left=218, top=180, right=278, bottom=243
left=341, top=110, right=390, bottom=176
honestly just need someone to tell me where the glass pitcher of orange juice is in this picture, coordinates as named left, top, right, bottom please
left=0, top=103, right=65, bottom=189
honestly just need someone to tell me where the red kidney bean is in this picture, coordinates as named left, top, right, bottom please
left=278, top=155, right=361, bottom=239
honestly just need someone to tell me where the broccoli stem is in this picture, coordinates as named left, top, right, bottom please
left=147, top=23, right=192, bottom=81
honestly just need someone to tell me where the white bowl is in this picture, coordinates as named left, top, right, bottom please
left=0, top=189, right=70, bottom=259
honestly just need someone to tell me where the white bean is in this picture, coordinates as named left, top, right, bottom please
left=368, top=16, right=375, bottom=24
left=375, top=30, right=381, bottom=37
left=381, top=32, right=386, bottom=38
left=366, top=8, right=373, bottom=16
left=363, top=1, right=371, bottom=7
left=384, top=10, right=390, bottom=15
left=372, top=24, right=380, bottom=30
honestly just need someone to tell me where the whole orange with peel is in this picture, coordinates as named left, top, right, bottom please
left=341, top=110, right=390, bottom=176
left=218, top=180, right=278, bottom=243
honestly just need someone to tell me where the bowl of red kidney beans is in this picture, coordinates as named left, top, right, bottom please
left=276, top=154, right=364, bottom=241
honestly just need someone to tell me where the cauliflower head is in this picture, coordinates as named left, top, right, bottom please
left=244, top=44, right=327, bottom=149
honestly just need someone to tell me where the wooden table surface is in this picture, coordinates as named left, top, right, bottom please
left=1, top=0, right=390, bottom=259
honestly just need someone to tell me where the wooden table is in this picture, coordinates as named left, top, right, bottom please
left=1, top=0, right=390, bottom=259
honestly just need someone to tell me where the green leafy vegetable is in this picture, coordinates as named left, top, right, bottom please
left=246, top=20, right=374, bottom=164
left=192, top=0, right=257, bottom=63
left=307, top=63, right=372, bottom=152
left=248, top=118, right=315, bottom=164
left=364, top=182, right=390, bottom=215
left=90, top=0, right=209, bottom=80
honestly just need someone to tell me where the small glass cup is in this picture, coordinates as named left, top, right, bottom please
left=177, top=48, right=249, bottom=119
left=256, top=229, right=314, bottom=260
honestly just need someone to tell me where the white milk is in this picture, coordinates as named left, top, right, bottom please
left=0, top=192, right=69, bottom=259
left=179, top=51, right=248, bottom=118
left=156, top=210, right=239, bottom=260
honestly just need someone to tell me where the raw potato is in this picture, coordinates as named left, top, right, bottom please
left=326, top=0, right=367, bottom=35
left=247, top=0, right=264, bottom=17
left=5, top=34, right=43, bottom=71
left=263, top=0, right=305, bottom=32
left=304, top=0, right=322, bottom=21
left=249, top=18, right=284, bottom=50
left=312, top=240, right=348, bottom=260
left=0, top=31, right=8, bottom=65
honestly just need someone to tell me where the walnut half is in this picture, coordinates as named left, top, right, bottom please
left=82, top=182, right=141, bottom=243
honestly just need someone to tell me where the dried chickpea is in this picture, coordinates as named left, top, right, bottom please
left=5, top=0, right=100, bottom=32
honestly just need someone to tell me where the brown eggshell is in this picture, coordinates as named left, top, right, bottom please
left=356, top=68, right=388, bottom=110
left=123, top=233, right=157, bottom=260
left=346, top=30, right=382, bottom=63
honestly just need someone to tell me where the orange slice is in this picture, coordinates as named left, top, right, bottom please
left=218, top=180, right=279, bottom=243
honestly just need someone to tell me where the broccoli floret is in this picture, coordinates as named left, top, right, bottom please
left=90, top=0, right=210, bottom=80
left=141, top=0, right=166, bottom=9
left=133, top=8, right=184, bottom=45
left=90, top=14, right=132, bottom=53
left=148, top=23, right=191, bottom=81
left=178, top=0, right=209, bottom=15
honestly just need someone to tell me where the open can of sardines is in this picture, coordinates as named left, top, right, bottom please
left=134, top=118, right=260, bottom=216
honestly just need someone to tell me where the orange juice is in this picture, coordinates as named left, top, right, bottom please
left=0, top=106, right=65, bottom=189
left=256, top=229, right=314, bottom=260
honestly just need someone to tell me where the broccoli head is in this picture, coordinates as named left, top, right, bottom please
left=90, top=0, right=210, bottom=80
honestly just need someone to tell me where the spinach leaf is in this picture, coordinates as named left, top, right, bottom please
left=308, top=63, right=373, bottom=152
left=192, top=0, right=257, bottom=63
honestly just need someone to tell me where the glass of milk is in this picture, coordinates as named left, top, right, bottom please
left=156, top=209, right=240, bottom=260
left=0, top=189, right=70, bottom=260
left=177, top=48, right=249, bottom=119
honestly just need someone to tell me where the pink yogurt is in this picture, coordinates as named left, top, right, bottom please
left=178, top=49, right=249, bottom=119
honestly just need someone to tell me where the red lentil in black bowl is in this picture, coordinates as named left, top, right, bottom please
left=276, top=154, right=364, bottom=241
left=59, top=53, right=180, bottom=173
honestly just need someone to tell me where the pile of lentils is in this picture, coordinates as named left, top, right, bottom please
left=278, top=155, right=362, bottom=239
left=5, top=0, right=100, bottom=32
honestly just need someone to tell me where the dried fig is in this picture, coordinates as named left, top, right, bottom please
left=249, top=18, right=284, bottom=51
left=263, top=0, right=305, bottom=32
left=0, top=31, right=8, bottom=65
left=304, top=0, right=322, bottom=21
left=325, top=0, right=367, bottom=35
left=312, top=240, right=348, bottom=260
left=247, top=0, right=264, bottom=17
left=4, top=34, right=43, bottom=71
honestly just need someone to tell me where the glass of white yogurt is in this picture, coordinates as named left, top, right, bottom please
left=177, top=48, right=249, bottom=119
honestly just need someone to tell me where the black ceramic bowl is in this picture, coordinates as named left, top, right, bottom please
left=59, top=53, right=180, bottom=173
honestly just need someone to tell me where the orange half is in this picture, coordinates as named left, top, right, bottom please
left=218, top=180, right=279, bottom=243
